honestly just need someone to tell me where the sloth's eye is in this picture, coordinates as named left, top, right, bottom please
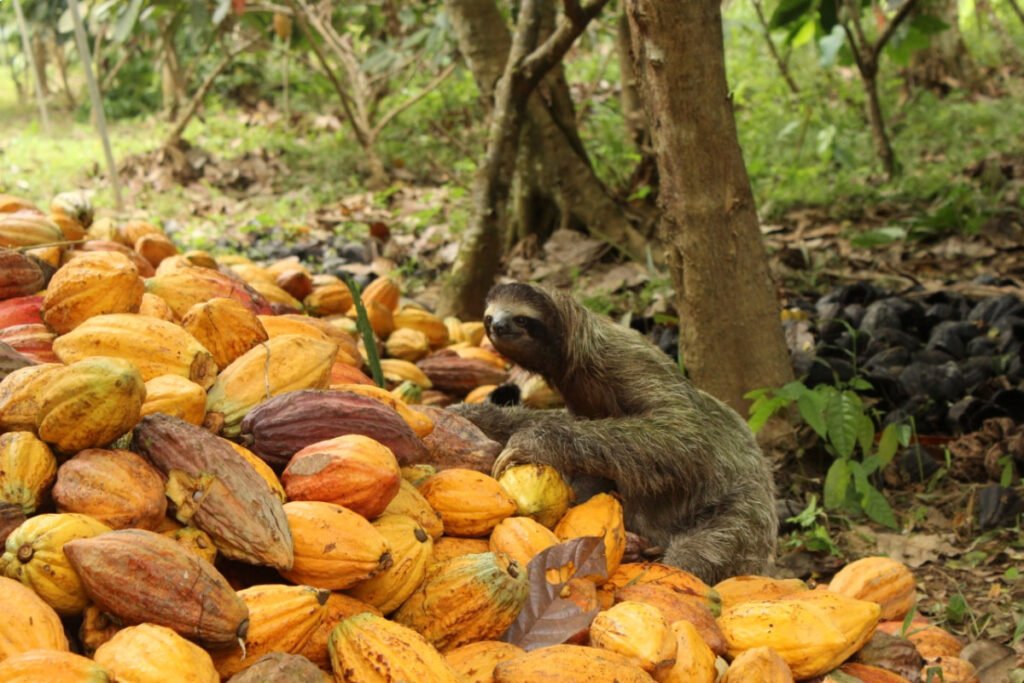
left=483, top=315, right=493, bottom=326
left=513, top=316, right=530, bottom=326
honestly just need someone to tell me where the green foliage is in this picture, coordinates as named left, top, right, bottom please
left=782, top=494, right=843, bottom=556
left=344, top=276, right=385, bottom=388
left=748, top=379, right=912, bottom=528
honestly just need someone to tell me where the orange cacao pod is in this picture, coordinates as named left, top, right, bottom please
left=418, top=468, right=517, bottom=537
left=52, top=449, right=167, bottom=530
left=282, top=434, right=401, bottom=518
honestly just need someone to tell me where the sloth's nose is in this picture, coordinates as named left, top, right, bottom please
left=490, top=316, right=515, bottom=336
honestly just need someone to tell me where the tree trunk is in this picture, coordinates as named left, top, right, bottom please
left=862, top=65, right=898, bottom=179
left=906, top=0, right=974, bottom=91
left=445, top=0, right=651, bottom=263
left=160, top=20, right=186, bottom=120
left=30, top=33, right=49, bottom=95
left=626, top=0, right=793, bottom=414
left=616, top=15, right=647, bottom=148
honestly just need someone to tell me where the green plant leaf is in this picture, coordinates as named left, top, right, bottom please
left=749, top=396, right=789, bottom=434
left=853, top=472, right=898, bottom=528
left=797, top=389, right=828, bottom=438
left=946, top=592, right=968, bottom=624
left=856, top=412, right=875, bottom=457
left=826, top=390, right=861, bottom=459
left=344, top=277, right=385, bottom=388
left=819, top=25, right=846, bottom=67
left=824, top=459, right=852, bottom=510
left=113, top=0, right=144, bottom=44
left=777, top=380, right=811, bottom=401
left=877, top=423, right=901, bottom=468
left=770, top=0, right=814, bottom=29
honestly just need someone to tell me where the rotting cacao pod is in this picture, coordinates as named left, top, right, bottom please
left=238, top=389, right=429, bottom=469
left=64, top=528, right=249, bottom=648
left=130, top=413, right=293, bottom=570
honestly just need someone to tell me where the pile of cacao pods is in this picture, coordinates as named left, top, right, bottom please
left=0, top=192, right=980, bottom=682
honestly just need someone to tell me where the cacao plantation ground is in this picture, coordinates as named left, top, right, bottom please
left=2, top=95, right=1023, bottom=677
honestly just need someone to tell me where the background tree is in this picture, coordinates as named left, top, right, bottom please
left=436, top=0, right=614, bottom=319
left=626, top=0, right=794, bottom=412
left=443, top=0, right=650, bottom=264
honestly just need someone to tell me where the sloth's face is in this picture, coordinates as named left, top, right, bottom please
left=483, top=284, right=559, bottom=375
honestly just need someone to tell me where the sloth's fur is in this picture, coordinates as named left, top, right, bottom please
left=450, top=283, right=778, bottom=584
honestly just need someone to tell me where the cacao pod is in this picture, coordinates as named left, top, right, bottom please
left=211, top=584, right=329, bottom=679
left=205, top=335, right=337, bottom=437
left=64, top=528, right=249, bottom=647
left=36, top=356, right=146, bottom=453
left=392, top=551, right=529, bottom=651
left=280, top=500, right=392, bottom=590
left=52, top=449, right=167, bottom=530
left=282, top=434, right=401, bottom=519
left=42, top=251, right=144, bottom=334
left=328, top=611, right=461, bottom=683
left=93, top=623, right=218, bottom=683
left=237, top=389, right=428, bottom=468
left=2, top=512, right=113, bottom=615
left=131, top=413, right=293, bottom=570
left=0, top=431, right=56, bottom=515
left=52, top=313, right=218, bottom=389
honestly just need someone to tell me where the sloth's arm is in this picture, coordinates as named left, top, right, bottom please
left=447, top=402, right=573, bottom=446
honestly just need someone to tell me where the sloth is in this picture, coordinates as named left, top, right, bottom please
left=449, top=282, right=778, bottom=584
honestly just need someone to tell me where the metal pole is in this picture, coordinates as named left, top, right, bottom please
left=67, top=0, right=123, bottom=210
left=11, top=0, right=51, bottom=134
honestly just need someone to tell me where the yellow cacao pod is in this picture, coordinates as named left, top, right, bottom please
left=0, top=431, right=56, bottom=515
left=52, top=313, right=218, bottom=389
left=93, top=623, right=218, bottom=683
left=140, top=374, right=207, bottom=425
left=36, top=356, right=146, bottom=453
left=280, top=500, right=392, bottom=590
left=345, top=513, right=434, bottom=614
left=180, top=297, right=269, bottom=369
left=827, top=555, right=917, bottom=622
left=392, top=551, right=529, bottom=651
left=488, top=515, right=559, bottom=570
left=589, top=600, right=676, bottom=677
left=42, top=251, right=144, bottom=334
left=205, top=334, right=337, bottom=437
left=0, top=575, right=69, bottom=663
left=419, top=468, right=517, bottom=537
left=0, top=649, right=111, bottom=682
left=2, top=512, right=113, bottom=615
left=554, top=492, right=626, bottom=578
left=211, top=584, right=329, bottom=680
left=382, top=478, right=444, bottom=540
left=720, top=646, right=794, bottom=683
left=497, top=464, right=574, bottom=529
left=328, top=611, right=461, bottom=683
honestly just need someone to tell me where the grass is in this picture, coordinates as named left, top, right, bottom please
left=1, top=2, right=1022, bottom=253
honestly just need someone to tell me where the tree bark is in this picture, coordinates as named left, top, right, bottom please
left=445, top=0, right=651, bottom=264
left=626, top=0, right=793, bottom=414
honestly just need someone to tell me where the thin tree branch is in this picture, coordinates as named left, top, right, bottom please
left=872, top=0, right=922, bottom=60
left=166, top=33, right=260, bottom=145
left=520, top=0, right=612, bottom=92
left=372, top=61, right=457, bottom=137
left=289, top=0, right=368, bottom=146
left=751, top=0, right=799, bottom=94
